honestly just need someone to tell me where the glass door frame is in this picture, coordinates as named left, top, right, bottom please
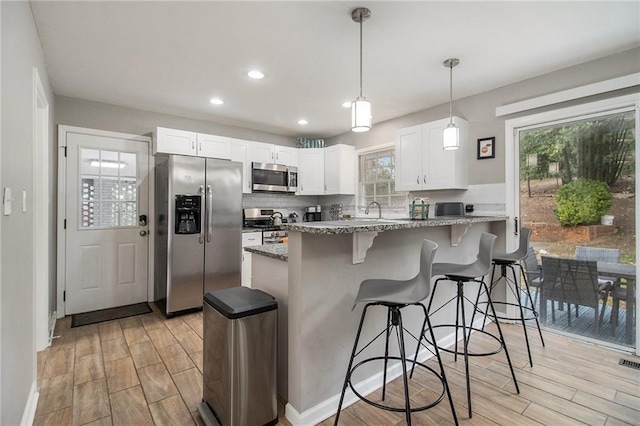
left=505, top=93, right=640, bottom=354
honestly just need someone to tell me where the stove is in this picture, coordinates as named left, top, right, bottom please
left=244, top=208, right=288, bottom=244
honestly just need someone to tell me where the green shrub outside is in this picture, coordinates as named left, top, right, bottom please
left=554, top=179, right=612, bottom=226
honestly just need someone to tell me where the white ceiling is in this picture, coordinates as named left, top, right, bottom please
left=30, top=1, right=640, bottom=138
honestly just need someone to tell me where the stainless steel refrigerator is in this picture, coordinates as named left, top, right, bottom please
left=154, top=154, right=242, bottom=316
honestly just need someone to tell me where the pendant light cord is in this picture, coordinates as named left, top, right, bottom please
left=449, top=64, right=453, bottom=125
left=359, top=13, right=363, bottom=98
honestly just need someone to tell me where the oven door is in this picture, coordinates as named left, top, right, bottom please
left=252, top=162, right=291, bottom=193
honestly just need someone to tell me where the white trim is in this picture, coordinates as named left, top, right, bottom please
left=496, top=73, right=640, bottom=117
left=19, top=381, right=38, bottom=426
left=505, top=93, right=640, bottom=355
left=56, top=125, right=152, bottom=317
left=33, top=68, right=50, bottom=351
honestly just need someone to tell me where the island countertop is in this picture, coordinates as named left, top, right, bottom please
left=244, top=243, right=288, bottom=261
left=285, top=215, right=507, bottom=235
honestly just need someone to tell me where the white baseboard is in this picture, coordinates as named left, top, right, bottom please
left=20, top=381, right=38, bottom=426
left=285, top=316, right=489, bottom=426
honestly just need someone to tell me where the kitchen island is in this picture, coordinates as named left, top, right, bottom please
left=249, top=216, right=507, bottom=426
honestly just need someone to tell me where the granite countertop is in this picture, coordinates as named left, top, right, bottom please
left=284, top=215, right=508, bottom=235
left=242, top=227, right=263, bottom=233
left=244, top=243, right=288, bottom=261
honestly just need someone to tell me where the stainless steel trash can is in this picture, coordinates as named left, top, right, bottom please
left=199, top=287, right=278, bottom=426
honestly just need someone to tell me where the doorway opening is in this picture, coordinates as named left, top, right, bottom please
left=517, top=109, right=636, bottom=350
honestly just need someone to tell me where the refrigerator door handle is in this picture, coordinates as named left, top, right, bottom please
left=206, top=185, right=213, bottom=242
left=199, top=185, right=205, bottom=244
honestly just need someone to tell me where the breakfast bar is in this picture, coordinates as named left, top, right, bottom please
left=249, top=216, right=507, bottom=425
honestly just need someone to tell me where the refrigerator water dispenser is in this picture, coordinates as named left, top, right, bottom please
left=175, top=195, right=201, bottom=234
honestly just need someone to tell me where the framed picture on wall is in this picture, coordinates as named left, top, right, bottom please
left=477, top=137, right=495, bottom=159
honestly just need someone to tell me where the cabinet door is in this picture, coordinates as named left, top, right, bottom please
left=275, top=146, right=299, bottom=167
left=241, top=232, right=262, bottom=287
left=324, top=145, right=355, bottom=195
left=155, top=127, right=196, bottom=156
left=230, top=139, right=251, bottom=194
left=395, top=125, right=423, bottom=191
left=197, top=133, right=231, bottom=159
left=422, top=118, right=468, bottom=190
left=250, top=141, right=275, bottom=164
left=298, top=149, right=325, bottom=195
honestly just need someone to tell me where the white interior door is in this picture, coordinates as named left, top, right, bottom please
left=64, top=131, right=150, bottom=315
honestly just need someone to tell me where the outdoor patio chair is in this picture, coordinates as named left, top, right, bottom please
left=523, top=246, right=542, bottom=308
left=540, top=256, right=610, bottom=333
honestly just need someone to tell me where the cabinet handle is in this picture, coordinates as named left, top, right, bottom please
left=192, top=140, right=195, bottom=150
left=199, top=142, right=202, bottom=151
left=324, top=184, right=327, bottom=190
left=276, top=153, right=279, bottom=161
left=423, top=175, right=427, bottom=184
left=416, top=175, right=420, bottom=184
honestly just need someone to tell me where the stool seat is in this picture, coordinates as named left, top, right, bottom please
left=433, top=261, right=488, bottom=279
left=335, top=240, right=458, bottom=426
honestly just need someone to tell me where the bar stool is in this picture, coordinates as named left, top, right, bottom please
left=416, top=232, right=520, bottom=418
left=486, top=228, right=545, bottom=367
left=334, top=240, right=458, bottom=426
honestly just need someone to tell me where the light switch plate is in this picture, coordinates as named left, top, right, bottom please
left=3, top=188, right=12, bottom=216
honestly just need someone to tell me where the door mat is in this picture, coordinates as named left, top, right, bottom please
left=71, top=302, right=152, bottom=328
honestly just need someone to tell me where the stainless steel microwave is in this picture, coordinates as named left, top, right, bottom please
left=252, top=162, right=298, bottom=193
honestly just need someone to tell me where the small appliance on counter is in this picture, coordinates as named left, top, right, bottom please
left=329, top=204, right=343, bottom=221
left=434, top=202, right=466, bottom=216
left=303, top=206, right=322, bottom=222
left=409, top=197, right=429, bottom=220
left=288, top=212, right=299, bottom=223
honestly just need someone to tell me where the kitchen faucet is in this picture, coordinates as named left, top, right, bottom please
left=365, top=201, right=382, bottom=219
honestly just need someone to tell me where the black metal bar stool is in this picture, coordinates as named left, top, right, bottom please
left=485, top=228, right=545, bottom=367
left=414, top=232, right=520, bottom=418
left=334, top=240, right=458, bottom=426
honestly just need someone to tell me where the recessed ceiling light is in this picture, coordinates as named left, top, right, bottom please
left=342, top=102, right=351, bottom=108
left=248, top=70, right=264, bottom=80
left=298, top=119, right=308, bottom=125
left=210, top=98, right=224, bottom=105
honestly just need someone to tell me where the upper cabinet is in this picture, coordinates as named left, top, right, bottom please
left=395, top=117, right=468, bottom=191
left=249, top=142, right=298, bottom=167
left=324, top=144, right=355, bottom=195
left=230, top=139, right=251, bottom=194
left=155, top=127, right=231, bottom=159
left=298, top=148, right=325, bottom=195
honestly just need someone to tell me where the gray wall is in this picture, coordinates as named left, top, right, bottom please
left=1, top=1, right=55, bottom=423
left=328, top=47, right=640, bottom=186
left=55, top=96, right=297, bottom=147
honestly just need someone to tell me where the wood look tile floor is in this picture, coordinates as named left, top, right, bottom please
left=36, top=304, right=640, bottom=425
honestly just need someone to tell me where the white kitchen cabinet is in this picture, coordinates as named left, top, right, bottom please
left=395, top=117, right=468, bottom=191
left=241, top=231, right=262, bottom=287
left=298, top=148, right=325, bottom=195
left=250, top=141, right=275, bottom=164
left=196, top=133, right=231, bottom=160
left=275, top=145, right=299, bottom=167
left=324, top=144, right=355, bottom=194
left=155, top=127, right=197, bottom=156
left=230, top=139, right=251, bottom=194
left=155, top=127, right=232, bottom=160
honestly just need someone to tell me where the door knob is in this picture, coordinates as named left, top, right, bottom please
left=140, top=230, right=147, bottom=236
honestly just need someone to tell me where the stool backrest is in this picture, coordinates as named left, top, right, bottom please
left=514, top=228, right=532, bottom=260
left=414, top=239, right=439, bottom=302
left=477, top=233, right=497, bottom=276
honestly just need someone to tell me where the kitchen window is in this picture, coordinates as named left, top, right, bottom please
left=358, top=144, right=408, bottom=215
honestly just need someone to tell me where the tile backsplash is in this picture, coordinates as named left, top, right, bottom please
left=242, top=193, right=356, bottom=221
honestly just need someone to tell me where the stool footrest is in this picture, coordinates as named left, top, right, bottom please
left=424, top=324, right=504, bottom=357
left=478, top=301, right=540, bottom=322
left=347, top=356, right=446, bottom=413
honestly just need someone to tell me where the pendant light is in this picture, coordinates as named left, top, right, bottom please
left=351, top=7, right=372, bottom=133
left=443, top=58, right=460, bottom=150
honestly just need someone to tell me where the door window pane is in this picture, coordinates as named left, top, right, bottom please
left=79, top=148, right=138, bottom=229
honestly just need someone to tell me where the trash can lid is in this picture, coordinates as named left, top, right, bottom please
left=204, top=287, right=277, bottom=319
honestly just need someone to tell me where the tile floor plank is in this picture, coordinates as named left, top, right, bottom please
left=104, top=357, right=139, bottom=394
left=72, top=378, right=111, bottom=426
left=99, top=321, right=124, bottom=342
left=42, top=346, right=75, bottom=379
left=174, top=329, right=203, bottom=354
left=172, top=367, right=204, bottom=412
left=36, top=373, right=74, bottom=416
left=149, top=394, right=195, bottom=426
left=138, top=362, right=179, bottom=403
left=109, top=385, right=154, bottom=425
left=101, top=337, right=130, bottom=363
left=129, top=340, right=163, bottom=369
left=33, top=407, right=72, bottom=426
left=75, top=333, right=102, bottom=359
left=122, top=325, right=151, bottom=346
left=74, top=353, right=105, bottom=385
left=156, top=343, right=195, bottom=374
left=147, top=326, right=179, bottom=349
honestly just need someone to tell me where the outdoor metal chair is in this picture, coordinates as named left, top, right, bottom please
left=523, top=246, right=542, bottom=308
left=540, top=256, right=610, bottom=333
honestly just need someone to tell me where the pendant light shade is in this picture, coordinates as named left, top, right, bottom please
left=443, top=58, right=460, bottom=150
left=351, top=97, right=371, bottom=132
left=351, top=8, right=372, bottom=133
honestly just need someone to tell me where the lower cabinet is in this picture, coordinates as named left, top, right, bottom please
left=241, top=231, right=262, bottom=287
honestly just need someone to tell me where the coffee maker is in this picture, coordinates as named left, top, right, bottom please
left=303, top=206, right=322, bottom=222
